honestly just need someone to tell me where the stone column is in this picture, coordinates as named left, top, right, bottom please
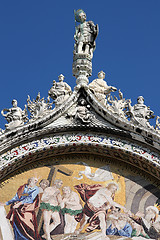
left=72, top=53, right=92, bottom=86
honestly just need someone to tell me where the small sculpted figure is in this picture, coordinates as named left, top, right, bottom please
left=74, top=9, right=98, bottom=58
left=126, top=96, right=155, bottom=128
left=0, top=177, right=41, bottom=240
left=61, top=186, right=82, bottom=234
left=1, top=99, right=28, bottom=131
left=67, top=99, right=93, bottom=124
left=40, top=179, right=63, bottom=240
left=27, top=93, right=52, bottom=120
left=75, top=182, right=127, bottom=239
left=48, top=74, right=72, bottom=107
left=75, top=99, right=92, bottom=123
left=89, top=71, right=117, bottom=105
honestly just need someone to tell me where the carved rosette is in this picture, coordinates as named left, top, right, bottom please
left=72, top=53, right=92, bottom=85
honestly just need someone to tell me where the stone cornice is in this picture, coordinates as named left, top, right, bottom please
left=0, top=87, right=160, bottom=155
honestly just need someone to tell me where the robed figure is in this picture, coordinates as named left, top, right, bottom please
left=4, top=177, right=41, bottom=240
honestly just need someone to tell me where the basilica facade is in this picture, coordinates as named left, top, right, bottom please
left=0, top=9, right=160, bottom=240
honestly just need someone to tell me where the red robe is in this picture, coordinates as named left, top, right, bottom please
left=6, top=184, right=42, bottom=240
left=74, top=183, right=106, bottom=232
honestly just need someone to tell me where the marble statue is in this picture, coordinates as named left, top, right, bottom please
left=89, top=71, right=117, bottom=106
left=126, top=96, right=155, bottom=128
left=1, top=99, right=28, bottom=131
left=67, top=99, right=93, bottom=124
left=48, top=74, right=72, bottom=107
left=75, top=99, right=92, bottom=123
left=107, top=90, right=131, bottom=118
left=27, top=92, right=53, bottom=121
left=74, top=9, right=98, bottom=58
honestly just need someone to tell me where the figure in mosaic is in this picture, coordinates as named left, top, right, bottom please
left=126, top=96, right=155, bottom=128
left=40, top=179, right=63, bottom=240
left=74, top=9, right=98, bottom=58
left=130, top=206, right=160, bottom=239
left=1, top=99, right=28, bottom=130
left=89, top=71, right=117, bottom=106
left=75, top=182, right=127, bottom=239
left=61, top=186, right=82, bottom=234
left=106, top=207, right=132, bottom=237
left=0, top=177, right=41, bottom=240
left=48, top=74, right=72, bottom=107
left=39, top=179, right=50, bottom=194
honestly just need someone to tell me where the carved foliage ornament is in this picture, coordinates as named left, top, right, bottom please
left=27, top=92, right=53, bottom=121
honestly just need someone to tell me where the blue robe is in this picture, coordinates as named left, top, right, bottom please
left=106, top=222, right=132, bottom=237
left=6, top=184, right=41, bottom=240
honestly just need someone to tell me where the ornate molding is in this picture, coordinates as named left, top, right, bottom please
left=0, top=133, right=160, bottom=181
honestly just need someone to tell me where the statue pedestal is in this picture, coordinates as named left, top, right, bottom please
left=72, top=53, right=92, bottom=85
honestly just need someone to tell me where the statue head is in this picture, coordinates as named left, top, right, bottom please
left=137, top=96, right=144, bottom=104
left=98, top=71, right=105, bottom=80
left=58, top=74, right=65, bottom=82
left=74, top=9, right=86, bottom=23
left=12, top=99, right=18, bottom=107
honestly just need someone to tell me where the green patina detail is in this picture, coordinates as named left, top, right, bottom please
left=61, top=208, right=82, bottom=216
left=40, top=202, right=61, bottom=212
left=131, top=229, right=150, bottom=239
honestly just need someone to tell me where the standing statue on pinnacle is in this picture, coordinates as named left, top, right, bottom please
left=73, top=10, right=99, bottom=85
left=74, top=9, right=99, bottom=58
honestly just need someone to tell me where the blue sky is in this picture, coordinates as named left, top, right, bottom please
left=0, top=0, right=160, bottom=129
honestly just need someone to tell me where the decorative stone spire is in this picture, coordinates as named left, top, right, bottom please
left=72, top=9, right=99, bottom=86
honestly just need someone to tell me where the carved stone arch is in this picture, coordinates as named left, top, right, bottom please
left=0, top=132, right=160, bottom=183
